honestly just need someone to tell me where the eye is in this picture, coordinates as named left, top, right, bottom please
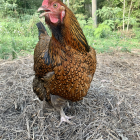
left=53, top=3, right=58, bottom=8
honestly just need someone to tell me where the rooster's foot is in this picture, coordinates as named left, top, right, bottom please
left=56, top=107, right=75, bottom=127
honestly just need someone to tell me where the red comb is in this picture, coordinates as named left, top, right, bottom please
left=42, top=0, right=49, bottom=6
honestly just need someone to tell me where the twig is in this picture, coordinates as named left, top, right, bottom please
left=26, top=117, right=30, bottom=139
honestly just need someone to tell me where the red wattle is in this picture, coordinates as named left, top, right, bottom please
left=50, top=14, right=59, bottom=23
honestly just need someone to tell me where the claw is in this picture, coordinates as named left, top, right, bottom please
left=56, top=107, right=75, bottom=127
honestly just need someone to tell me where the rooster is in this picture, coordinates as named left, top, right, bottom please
left=33, top=0, right=96, bottom=126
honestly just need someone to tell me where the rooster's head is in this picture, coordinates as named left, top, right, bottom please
left=38, top=0, right=66, bottom=24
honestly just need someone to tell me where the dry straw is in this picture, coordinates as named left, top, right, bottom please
left=0, top=52, right=140, bottom=140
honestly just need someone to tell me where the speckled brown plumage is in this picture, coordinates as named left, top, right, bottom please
left=33, top=0, right=96, bottom=126
left=33, top=22, right=96, bottom=101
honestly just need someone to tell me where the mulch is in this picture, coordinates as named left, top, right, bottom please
left=0, top=52, right=140, bottom=140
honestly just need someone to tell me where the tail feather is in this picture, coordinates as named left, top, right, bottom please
left=36, top=22, right=48, bottom=36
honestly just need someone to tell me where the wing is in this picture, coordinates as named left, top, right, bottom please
left=34, top=22, right=53, bottom=77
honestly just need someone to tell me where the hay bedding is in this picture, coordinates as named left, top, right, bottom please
left=0, top=52, right=140, bottom=140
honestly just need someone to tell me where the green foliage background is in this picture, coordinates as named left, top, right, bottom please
left=0, top=0, right=140, bottom=59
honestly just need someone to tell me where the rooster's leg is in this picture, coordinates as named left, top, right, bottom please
left=57, top=107, right=75, bottom=127
left=50, top=95, right=75, bottom=127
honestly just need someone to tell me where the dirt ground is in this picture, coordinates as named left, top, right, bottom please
left=0, top=52, right=140, bottom=140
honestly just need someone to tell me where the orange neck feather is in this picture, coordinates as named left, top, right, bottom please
left=49, top=2, right=89, bottom=53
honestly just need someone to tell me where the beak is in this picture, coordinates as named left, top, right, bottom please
left=38, top=6, right=51, bottom=18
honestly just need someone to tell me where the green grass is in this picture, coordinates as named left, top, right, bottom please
left=91, top=38, right=140, bottom=53
left=0, top=14, right=38, bottom=59
left=0, top=14, right=140, bottom=60
left=0, top=35, right=37, bottom=59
